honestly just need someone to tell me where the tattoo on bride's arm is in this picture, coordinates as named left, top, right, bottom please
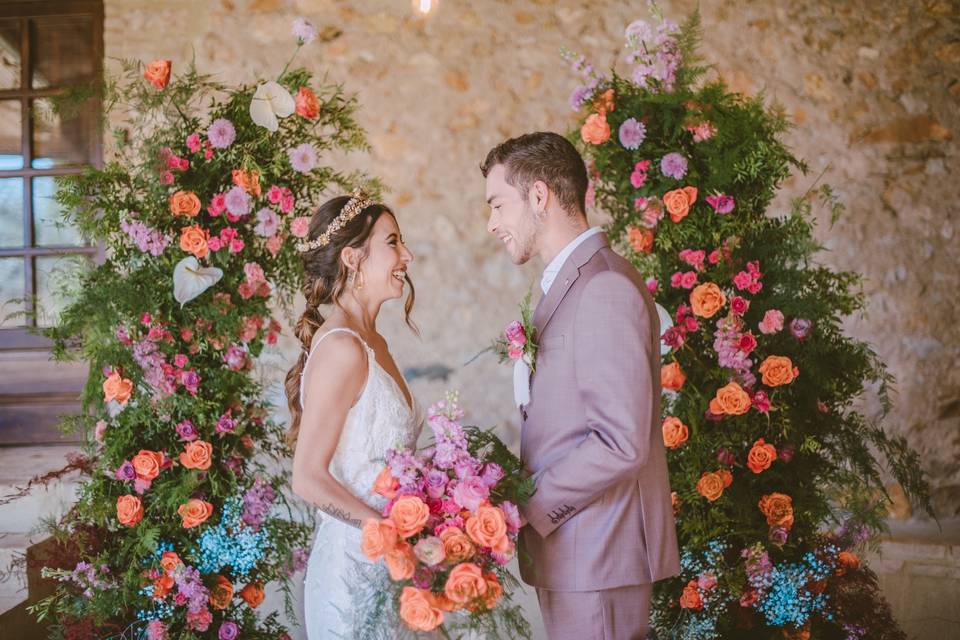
left=320, top=503, right=361, bottom=528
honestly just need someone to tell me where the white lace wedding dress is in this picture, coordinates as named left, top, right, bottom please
left=300, top=328, right=424, bottom=639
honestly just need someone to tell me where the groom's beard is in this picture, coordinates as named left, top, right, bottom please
left=512, top=205, right=541, bottom=265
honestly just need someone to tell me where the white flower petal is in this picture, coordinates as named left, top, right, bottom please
left=250, top=93, right=279, bottom=131
left=263, top=80, right=295, bottom=118
left=173, top=256, right=223, bottom=307
left=656, top=301, right=673, bottom=356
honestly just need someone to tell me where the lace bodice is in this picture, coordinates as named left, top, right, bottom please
left=299, top=327, right=423, bottom=510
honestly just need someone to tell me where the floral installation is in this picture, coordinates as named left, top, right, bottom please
left=31, top=17, right=374, bottom=638
left=563, top=4, right=930, bottom=639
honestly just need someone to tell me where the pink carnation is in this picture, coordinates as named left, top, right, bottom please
left=759, top=309, right=784, bottom=335
left=290, top=217, right=310, bottom=238
left=186, top=133, right=201, bottom=153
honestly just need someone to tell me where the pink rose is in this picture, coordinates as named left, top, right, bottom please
left=207, top=193, right=226, bottom=216
left=680, top=271, right=698, bottom=289
left=280, top=194, right=294, bottom=214
left=229, top=238, right=245, bottom=253
left=752, top=390, right=771, bottom=413
left=738, top=332, right=757, bottom=353
left=480, top=463, right=505, bottom=487
left=451, top=476, right=489, bottom=512
left=708, top=249, right=721, bottom=264
left=504, top=321, right=526, bottom=347
left=730, top=296, right=749, bottom=315
left=290, top=217, right=310, bottom=238
left=413, top=536, right=446, bottom=566
left=733, top=271, right=753, bottom=291
left=759, top=309, right=784, bottom=335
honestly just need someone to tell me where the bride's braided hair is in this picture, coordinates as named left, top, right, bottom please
left=283, top=195, right=416, bottom=446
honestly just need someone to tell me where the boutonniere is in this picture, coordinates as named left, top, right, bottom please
left=493, top=290, right=538, bottom=374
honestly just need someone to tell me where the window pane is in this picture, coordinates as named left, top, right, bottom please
left=33, top=176, right=82, bottom=247
left=0, top=177, right=23, bottom=248
left=0, top=257, right=25, bottom=328
left=35, top=254, right=88, bottom=327
left=32, top=98, right=95, bottom=169
left=0, top=100, right=23, bottom=170
left=0, top=19, right=21, bottom=90
left=30, top=16, right=95, bottom=89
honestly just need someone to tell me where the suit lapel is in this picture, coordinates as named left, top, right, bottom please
left=532, top=232, right=609, bottom=337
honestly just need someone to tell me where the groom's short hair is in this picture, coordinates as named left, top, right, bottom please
left=480, top=132, right=588, bottom=218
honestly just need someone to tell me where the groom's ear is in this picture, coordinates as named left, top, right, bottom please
left=530, top=180, right=550, bottom=215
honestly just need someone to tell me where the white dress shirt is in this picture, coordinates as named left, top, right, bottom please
left=540, top=226, right=604, bottom=295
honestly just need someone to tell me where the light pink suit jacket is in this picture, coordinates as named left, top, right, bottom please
left=518, top=231, right=680, bottom=591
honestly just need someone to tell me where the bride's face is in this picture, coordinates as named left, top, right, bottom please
left=485, top=164, right=540, bottom=265
left=355, top=213, right=414, bottom=301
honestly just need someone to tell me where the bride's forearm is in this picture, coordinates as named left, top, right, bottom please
left=292, top=473, right=381, bottom=527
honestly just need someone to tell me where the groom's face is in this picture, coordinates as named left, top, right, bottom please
left=485, top=164, right=539, bottom=265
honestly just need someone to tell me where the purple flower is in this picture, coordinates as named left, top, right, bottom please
left=218, top=621, right=239, bottom=640
left=716, top=447, right=736, bottom=467
left=287, top=143, right=318, bottom=173
left=181, top=369, right=200, bottom=395
left=618, top=117, right=647, bottom=150
left=223, top=344, right=247, bottom=371
left=253, top=208, right=279, bottom=237
left=480, top=463, right=505, bottom=487
left=568, top=85, right=592, bottom=111
left=207, top=118, right=236, bottom=149
left=241, top=477, right=276, bottom=529
left=424, top=470, right=448, bottom=500
left=115, top=460, right=136, bottom=480
left=769, top=526, right=790, bottom=546
left=286, top=547, right=309, bottom=576
left=451, top=476, right=489, bottom=512
left=216, top=410, right=236, bottom=434
left=790, top=318, right=813, bottom=341
left=779, top=443, right=796, bottom=463
left=706, top=193, right=735, bottom=214
left=291, top=17, right=317, bottom=43
left=176, top=419, right=198, bottom=441
left=660, top=152, right=687, bottom=180
left=224, top=186, right=250, bottom=217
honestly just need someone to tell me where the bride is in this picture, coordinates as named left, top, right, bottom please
left=284, top=192, right=422, bottom=638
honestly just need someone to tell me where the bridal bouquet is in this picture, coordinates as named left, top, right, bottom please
left=359, top=392, right=533, bottom=638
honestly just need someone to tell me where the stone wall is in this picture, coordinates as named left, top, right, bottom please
left=103, top=0, right=959, bottom=520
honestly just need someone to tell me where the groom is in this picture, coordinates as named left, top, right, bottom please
left=481, top=132, right=680, bottom=639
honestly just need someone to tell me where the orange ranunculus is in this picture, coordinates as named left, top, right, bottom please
left=384, top=540, right=416, bottom=581
left=439, top=526, right=475, bottom=563
left=179, top=440, right=213, bottom=470
left=690, top=282, right=726, bottom=318
left=239, top=581, right=265, bottom=608
left=593, top=88, right=615, bottom=115
left=444, top=562, right=487, bottom=605
left=626, top=226, right=654, bottom=254
left=177, top=498, right=213, bottom=528
left=580, top=113, right=611, bottom=145
left=836, top=551, right=860, bottom=576
left=389, top=495, right=430, bottom=539
left=747, top=438, right=777, bottom=474
left=663, top=186, right=698, bottom=223
left=169, top=190, right=201, bottom=217
left=718, top=468, right=733, bottom=488
left=116, top=494, right=143, bottom=526
left=399, top=586, right=445, bottom=632
left=295, top=86, right=320, bottom=119
left=179, top=225, right=210, bottom=259
left=153, top=573, right=174, bottom=598
left=361, top=518, right=397, bottom=561
left=132, top=449, right=164, bottom=481
left=759, top=355, right=799, bottom=387
left=709, top=381, right=752, bottom=416
left=671, top=491, right=680, bottom=514
left=160, top=551, right=182, bottom=574
left=143, top=59, right=171, bottom=88
left=661, top=417, right=689, bottom=449
left=102, top=371, right=133, bottom=404
left=758, top=492, right=794, bottom=529
left=661, top=362, right=686, bottom=391
left=680, top=579, right=703, bottom=610
left=208, top=574, right=234, bottom=610
left=372, top=466, right=399, bottom=499
left=696, top=471, right=725, bottom=502
left=465, top=504, right=509, bottom=553
left=232, top=169, right=262, bottom=196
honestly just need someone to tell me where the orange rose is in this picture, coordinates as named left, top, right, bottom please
left=482, top=572, right=503, bottom=609
left=232, top=169, right=262, bottom=196
left=663, top=186, right=698, bottom=223
left=389, top=495, right=430, bottom=538
left=160, top=551, right=182, bottom=574
left=177, top=498, right=213, bottom=528
left=696, top=471, right=725, bottom=502
left=747, top=438, right=777, bottom=474
left=680, top=579, right=703, bottom=609
left=439, top=526, right=475, bottom=563
left=208, top=574, right=233, bottom=610
left=399, top=586, right=444, bottom=632
left=690, top=282, right=726, bottom=318
left=661, top=362, right=686, bottom=391
left=709, top=381, right=752, bottom=416
left=295, top=86, right=320, bottom=119
left=361, top=518, right=398, bottom=561
left=153, top=573, right=174, bottom=598
left=626, top=226, right=654, bottom=254
left=593, top=88, right=615, bottom=115
left=132, top=449, right=164, bottom=481
left=782, top=624, right=811, bottom=640
left=718, top=468, right=733, bottom=488
left=102, top=371, right=133, bottom=404
left=143, top=59, right=171, bottom=88
left=179, top=440, right=213, bottom=470
left=759, top=355, right=799, bottom=387
left=444, top=562, right=487, bottom=605
left=179, top=225, right=210, bottom=259
left=836, top=551, right=860, bottom=576
left=116, top=494, right=143, bottom=526
left=661, top=417, right=689, bottom=449
left=372, top=466, right=399, bottom=499
left=580, top=113, right=611, bottom=145
left=465, top=504, right=509, bottom=553
left=239, top=581, right=264, bottom=608
left=758, top=493, right=794, bottom=529
left=384, top=540, right=416, bottom=581
left=169, top=190, right=201, bottom=217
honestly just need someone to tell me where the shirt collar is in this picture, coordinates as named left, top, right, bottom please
left=540, top=226, right=603, bottom=295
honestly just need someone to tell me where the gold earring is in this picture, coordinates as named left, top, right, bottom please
left=354, top=270, right=364, bottom=290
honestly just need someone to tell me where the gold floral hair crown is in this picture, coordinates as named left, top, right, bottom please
left=295, top=190, right=372, bottom=253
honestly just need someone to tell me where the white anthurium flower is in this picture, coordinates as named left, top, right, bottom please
left=656, top=301, right=672, bottom=356
left=173, top=256, right=223, bottom=307
left=250, top=81, right=295, bottom=132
